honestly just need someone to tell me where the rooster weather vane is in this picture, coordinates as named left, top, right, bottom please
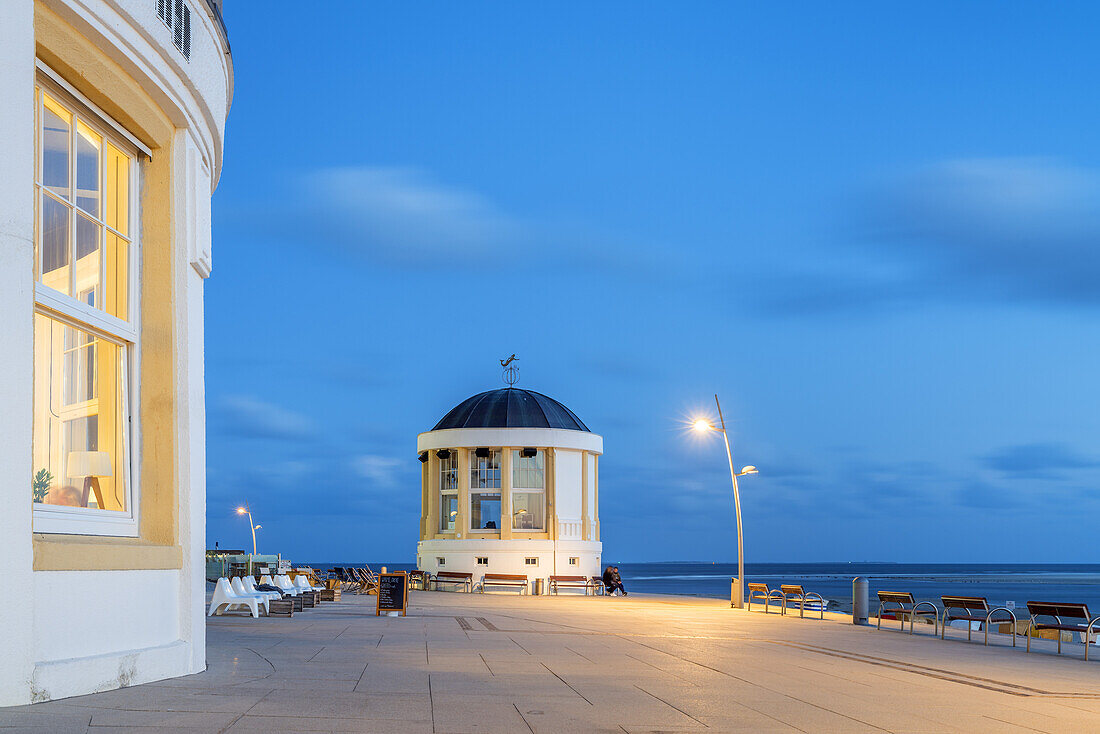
left=501, top=354, right=519, bottom=386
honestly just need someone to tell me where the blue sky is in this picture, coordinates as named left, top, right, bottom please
left=205, top=2, right=1100, bottom=563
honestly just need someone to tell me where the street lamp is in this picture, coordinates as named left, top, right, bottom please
left=692, top=394, right=758, bottom=609
left=236, top=505, right=261, bottom=556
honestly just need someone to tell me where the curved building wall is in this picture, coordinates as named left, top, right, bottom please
left=0, top=0, right=231, bottom=705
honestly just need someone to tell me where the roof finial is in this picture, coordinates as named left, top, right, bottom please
left=500, top=354, right=519, bottom=386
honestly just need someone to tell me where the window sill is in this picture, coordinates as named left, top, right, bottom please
left=33, top=535, right=182, bottom=571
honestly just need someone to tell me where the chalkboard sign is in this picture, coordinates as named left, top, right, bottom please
left=376, top=571, right=408, bottom=616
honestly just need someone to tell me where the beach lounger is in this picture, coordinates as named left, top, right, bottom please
left=876, top=591, right=939, bottom=636
left=243, top=576, right=281, bottom=604
left=1025, top=602, right=1100, bottom=659
left=747, top=582, right=784, bottom=613
left=295, top=575, right=324, bottom=593
left=231, top=577, right=272, bottom=614
left=779, top=584, right=825, bottom=619
left=208, top=578, right=261, bottom=618
left=940, top=595, right=1016, bottom=647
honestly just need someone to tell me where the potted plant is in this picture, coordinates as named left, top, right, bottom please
left=32, top=468, right=52, bottom=503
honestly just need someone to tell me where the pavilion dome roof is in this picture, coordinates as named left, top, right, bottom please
left=432, top=388, right=591, bottom=432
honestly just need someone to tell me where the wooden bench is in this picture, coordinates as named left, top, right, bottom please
left=590, top=576, right=606, bottom=595
left=481, top=573, right=529, bottom=594
left=941, top=595, right=1016, bottom=647
left=780, top=584, right=825, bottom=619
left=549, top=575, right=594, bottom=595
left=876, top=591, right=939, bottom=636
left=1025, top=602, right=1100, bottom=659
left=747, top=582, right=784, bottom=613
left=432, top=571, right=473, bottom=593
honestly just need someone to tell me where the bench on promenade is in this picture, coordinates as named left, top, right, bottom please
left=481, top=573, right=529, bottom=594
left=1025, top=602, right=1100, bottom=659
left=549, top=575, right=594, bottom=595
left=780, top=584, right=825, bottom=619
left=876, top=591, right=939, bottom=636
left=747, top=582, right=784, bottom=614
left=941, top=595, right=1016, bottom=647
left=590, top=576, right=606, bottom=595
left=432, top=571, right=473, bottom=592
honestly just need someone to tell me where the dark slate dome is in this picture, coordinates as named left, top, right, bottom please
left=432, top=388, right=590, bottom=432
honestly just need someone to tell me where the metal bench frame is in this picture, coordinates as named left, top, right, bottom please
left=480, top=574, right=529, bottom=594
left=548, top=575, right=594, bottom=595
left=747, top=583, right=785, bottom=614
left=431, top=572, right=473, bottom=593
left=940, top=595, right=1016, bottom=647
left=1024, top=601, right=1100, bottom=660
left=780, top=584, right=825, bottom=619
left=876, top=591, right=939, bottom=636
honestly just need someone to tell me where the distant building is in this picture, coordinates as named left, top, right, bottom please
left=0, top=0, right=231, bottom=704
left=417, top=388, right=603, bottom=589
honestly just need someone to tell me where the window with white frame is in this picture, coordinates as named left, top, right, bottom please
left=511, top=449, right=545, bottom=531
left=32, top=81, right=138, bottom=536
left=568, top=557, right=579, bottom=566
left=476, top=557, right=488, bottom=566
left=525, top=557, right=538, bottom=566
left=438, top=450, right=458, bottom=532
left=469, top=450, right=501, bottom=531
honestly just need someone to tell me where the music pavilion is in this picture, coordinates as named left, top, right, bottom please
left=417, top=387, right=603, bottom=589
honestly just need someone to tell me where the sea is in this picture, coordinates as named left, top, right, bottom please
left=307, top=561, right=1100, bottom=613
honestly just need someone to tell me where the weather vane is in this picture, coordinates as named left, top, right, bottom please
left=500, top=354, right=519, bottom=386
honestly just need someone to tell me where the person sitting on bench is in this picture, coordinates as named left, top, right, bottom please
left=603, top=565, right=628, bottom=596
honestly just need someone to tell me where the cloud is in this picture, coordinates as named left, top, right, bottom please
left=983, top=442, right=1098, bottom=479
left=752, top=157, right=1100, bottom=315
left=299, top=167, right=521, bottom=265
left=217, top=395, right=315, bottom=440
left=353, top=454, right=404, bottom=486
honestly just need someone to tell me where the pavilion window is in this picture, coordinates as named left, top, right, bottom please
left=511, top=449, right=545, bottom=531
left=438, top=451, right=458, bottom=532
left=32, top=81, right=138, bottom=536
left=469, top=450, right=501, bottom=532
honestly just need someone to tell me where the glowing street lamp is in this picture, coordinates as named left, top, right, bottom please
left=236, top=505, right=261, bottom=556
left=691, top=394, right=758, bottom=609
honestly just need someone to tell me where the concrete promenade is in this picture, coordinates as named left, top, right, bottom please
left=5, top=591, right=1100, bottom=732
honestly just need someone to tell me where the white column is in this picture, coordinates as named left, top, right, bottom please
left=176, top=131, right=213, bottom=674
left=0, top=0, right=38, bottom=706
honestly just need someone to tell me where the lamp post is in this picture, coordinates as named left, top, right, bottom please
left=692, top=394, right=758, bottom=609
left=236, top=505, right=261, bottom=556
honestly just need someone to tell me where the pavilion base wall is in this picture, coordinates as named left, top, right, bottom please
left=417, top=539, right=603, bottom=591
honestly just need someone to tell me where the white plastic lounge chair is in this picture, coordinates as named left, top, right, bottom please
left=208, top=577, right=260, bottom=618
left=243, top=575, right=281, bottom=603
left=295, top=575, right=323, bottom=593
left=231, top=577, right=271, bottom=614
left=275, top=575, right=302, bottom=596
left=259, top=574, right=276, bottom=588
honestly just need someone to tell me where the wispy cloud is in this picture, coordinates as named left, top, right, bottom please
left=353, top=454, right=404, bottom=486
left=983, top=442, right=1099, bottom=480
left=217, top=395, right=315, bottom=440
left=752, top=157, right=1100, bottom=315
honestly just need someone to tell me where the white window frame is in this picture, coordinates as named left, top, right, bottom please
left=32, top=69, right=142, bottom=537
left=438, top=451, right=458, bottom=533
left=524, top=557, right=539, bottom=567
left=511, top=449, right=545, bottom=532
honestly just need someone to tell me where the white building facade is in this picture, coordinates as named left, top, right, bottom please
left=417, top=388, right=603, bottom=589
left=0, top=0, right=231, bottom=705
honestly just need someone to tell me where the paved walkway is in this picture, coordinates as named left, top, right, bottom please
left=5, top=591, right=1100, bottom=732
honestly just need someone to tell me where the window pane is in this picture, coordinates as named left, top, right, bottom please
left=42, top=94, right=70, bottom=199
left=41, top=193, right=71, bottom=295
left=440, top=494, right=457, bottom=532
left=512, top=491, right=545, bottom=530
left=470, top=492, right=500, bottom=531
left=105, top=231, right=128, bottom=321
left=75, top=213, right=101, bottom=305
left=33, top=314, right=127, bottom=512
left=76, top=121, right=101, bottom=217
left=103, top=140, right=129, bottom=236
left=512, top=450, right=544, bottom=489
left=470, top=450, right=501, bottom=489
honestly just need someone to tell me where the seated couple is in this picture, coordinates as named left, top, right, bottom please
left=602, top=566, right=627, bottom=596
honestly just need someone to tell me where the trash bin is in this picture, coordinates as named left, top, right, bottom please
left=852, top=577, right=869, bottom=625
left=731, top=577, right=743, bottom=609
left=532, top=578, right=545, bottom=595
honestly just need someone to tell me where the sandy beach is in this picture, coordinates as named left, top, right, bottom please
left=6, top=589, right=1100, bottom=732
